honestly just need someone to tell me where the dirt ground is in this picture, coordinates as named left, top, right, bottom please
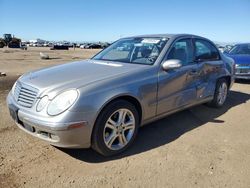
left=0, top=47, right=250, bottom=188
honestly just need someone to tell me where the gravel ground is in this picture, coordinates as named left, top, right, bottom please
left=0, top=47, right=250, bottom=188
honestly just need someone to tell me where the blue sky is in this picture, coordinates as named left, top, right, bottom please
left=0, top=0, right=250, bottom=43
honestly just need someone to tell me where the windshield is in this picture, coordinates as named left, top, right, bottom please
left=92, top=37, right=168, bottom=65
left=229, top=44, right=250, bottom=55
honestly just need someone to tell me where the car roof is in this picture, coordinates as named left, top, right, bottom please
left=234, top=43, right=250, bottom=46
left=123, top=34, right=203, bottom=40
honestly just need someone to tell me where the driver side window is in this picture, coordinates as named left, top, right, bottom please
left=167, top=39, right=193, bottom=66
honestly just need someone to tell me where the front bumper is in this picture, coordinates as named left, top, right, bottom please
left=235, top=75, right=250, bottom=79
left=7, top=93, right=92, bottom=148
left=235, top=67, right=250, bottom=79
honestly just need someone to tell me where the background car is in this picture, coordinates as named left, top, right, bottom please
left=80, top=44, right=86, bottom=49
left=85, top=43, right=102, bottom=49
left=224, top=43, right=250, bottom=79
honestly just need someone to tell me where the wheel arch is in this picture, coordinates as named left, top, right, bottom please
left=95, top=94, right=143, bottom=126
left=90, top=94, right=143, bottom=148
left=218, top=75, right=232, bottom=88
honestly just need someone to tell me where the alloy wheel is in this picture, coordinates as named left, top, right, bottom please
left=103, top=108, right=135, bottom=150
left=217, top=82, right=228, bottom=105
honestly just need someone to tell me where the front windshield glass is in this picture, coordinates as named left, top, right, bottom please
left=92, top=37, right=168, bottom=65
left=229, top=44, right=250, bottom=55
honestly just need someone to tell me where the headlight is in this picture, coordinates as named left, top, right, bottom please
left=47, top=90, right=78, bottom=116
left=235, top=64, right=239, bottom=67
left=36, top=96, right=49, bottom=112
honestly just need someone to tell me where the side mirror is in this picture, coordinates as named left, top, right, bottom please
left=162, top=59, right=182, bottom=71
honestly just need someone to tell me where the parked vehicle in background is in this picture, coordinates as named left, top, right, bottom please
left=20, top=42, right=27, bottom=50
left=63, top=42, right=73, bottom=48
left=7, top=34, right=235, bottom=156
left=29, top=39, right=47, bottom=47
left=0, top=34, right=21, bottom=48
left=78, top=43, right=110, bottom=49
left=224, top=43, right=250, bottom=79
left=43, top=43, right=49, bottom=47
left=224, top=45, right=234, bottom=53
left=101, top=42, right=111, bottom=49
left=50, top=45, right=69, bottom=50
left=76, top=43, right=82, bottom=48
left=218, top=46, right=225, bottom=53
left=84, top=43, right=103, bottom=49
left=80, top=44, right=87, bottom=49
left=31, top=42, right=43, bottom=47
left=48, top=42, right=54, bottom=47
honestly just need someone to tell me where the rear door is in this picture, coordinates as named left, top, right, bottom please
left=157, top=38, right=199, bottom=115
left=193, top=38, right=223, bottom=100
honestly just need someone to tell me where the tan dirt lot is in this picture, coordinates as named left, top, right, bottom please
left=0, top=47, right=250, bottom=188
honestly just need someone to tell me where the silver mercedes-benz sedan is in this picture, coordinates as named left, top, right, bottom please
left=7, top=34, right=235, bottom=156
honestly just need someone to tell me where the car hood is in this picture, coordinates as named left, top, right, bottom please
left=226, top=54, right=250, bottom=65
left=19, top=59, right=146, bottom=97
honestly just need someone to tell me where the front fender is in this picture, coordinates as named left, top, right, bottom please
left=70, top=67, right=158, bottom=127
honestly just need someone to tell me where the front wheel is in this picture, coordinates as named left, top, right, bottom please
left=208, top=78, right=228, bottom=108
left=92, top=100, right=139, bottom=156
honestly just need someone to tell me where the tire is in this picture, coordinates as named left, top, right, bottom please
left=0, top=42, right=4, bottom=48
left=92, top=100, right=139, bottom=156
left=208, top=78, right=228, bottom=108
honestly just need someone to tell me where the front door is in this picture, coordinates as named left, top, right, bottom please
left=157, top=38, right=199, bottom=115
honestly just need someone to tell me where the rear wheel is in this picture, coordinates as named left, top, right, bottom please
left=92, top=100, right=139, bottom=156
left=208, top=78, right=228, bottom=108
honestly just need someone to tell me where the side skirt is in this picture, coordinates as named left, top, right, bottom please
left=141, top=96, right=213, bottom=127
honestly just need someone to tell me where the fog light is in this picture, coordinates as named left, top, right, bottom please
left=50, top=134, right=59, bottom=141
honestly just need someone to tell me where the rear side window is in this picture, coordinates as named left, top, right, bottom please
left=167, top=39, right=193, bottom=66
left=194, top=39, right=220, bottom=61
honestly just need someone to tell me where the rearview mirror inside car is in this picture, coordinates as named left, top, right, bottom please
left=162, top=59, right=182, bottom=71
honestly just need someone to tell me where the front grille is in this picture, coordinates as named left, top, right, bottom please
left=14, top=82, right=39, bottom=108
left=237, top=63, right=250, bottom=67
